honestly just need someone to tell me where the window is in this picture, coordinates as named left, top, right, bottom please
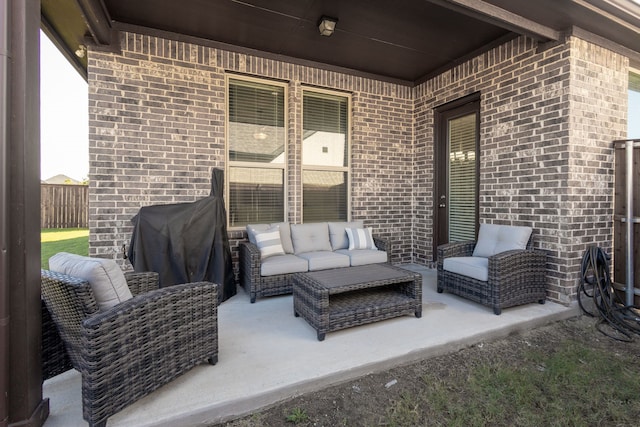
left=302, top=90, right=350, bottom=222
left=629, top=70, right=640, bottom=139
left=448, top=112, right=478, bottom=242
left=227, top=77, right=286, bottom=227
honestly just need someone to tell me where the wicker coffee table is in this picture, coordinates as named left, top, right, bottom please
left=293, top=264, right=422, bottom=341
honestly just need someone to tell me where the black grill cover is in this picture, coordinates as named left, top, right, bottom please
left=127, top=168, right=236, bottom=303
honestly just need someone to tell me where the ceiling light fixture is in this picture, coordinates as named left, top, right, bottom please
left=318, top=16, right=338, bottom=36
left=75, top=45, right=87, bottom=58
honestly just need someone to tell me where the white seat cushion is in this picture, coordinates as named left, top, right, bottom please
left=297, top=251, right=350, bottom=271
left=49, top=252, right=133, bottom=311
left=336, top=249, right=387, bottom=266
left=472, top=223, right=532, bottom=257
left=260, top=254, right=308, bottom=276
left=443, top=256, right=489, bottom=282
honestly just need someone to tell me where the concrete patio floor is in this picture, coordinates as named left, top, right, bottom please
left=43, top=265, right=578, bottom=427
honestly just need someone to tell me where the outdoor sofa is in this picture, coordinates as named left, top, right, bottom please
left=239, top=221, right=390, bottom=303
left=437, top=223, right=547, bottom=315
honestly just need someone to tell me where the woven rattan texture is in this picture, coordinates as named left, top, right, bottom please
left=436, top=238, right=547, bottom=315
left=293, top=264, right=421, bottom=340
left=42, top=299, right=73, bottom=379
left=239, top=235, right=390, bottom=303
left=41, top=269, right=219, bottom=427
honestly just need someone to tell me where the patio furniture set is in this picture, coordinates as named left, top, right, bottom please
left=41, top=222, right=547, bottom=426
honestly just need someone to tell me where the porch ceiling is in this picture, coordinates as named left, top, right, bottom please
left=42, top=0, right=640, bottom=84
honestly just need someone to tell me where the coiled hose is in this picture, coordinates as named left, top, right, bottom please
left=579, top=246, right=640, bottom=341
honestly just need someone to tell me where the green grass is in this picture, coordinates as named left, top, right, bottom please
left=285, top=408, right=309, bottom=424
left=41, top=228, right=89, bottom=268
left=385, top=340, right=640, bottom=427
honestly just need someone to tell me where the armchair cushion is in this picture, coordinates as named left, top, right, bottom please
left=443, top=256, right=488, bottom=281
left=472, top=223, right=532, bottom=258
left=49, top=252, right=133, bottom=311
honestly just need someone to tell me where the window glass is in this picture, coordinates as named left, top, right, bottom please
left=228, top=167, right=284, bottom=226
left=448, top=113, right=477, bottom=242
left=228, top=78, right=286, bottom=227
left=302, top=171, right=347, bottom=222
left=228, top=79, right=285, bottom=163
left=303, top=93, right=348, bottom=167
left=302, top=91, right=349, bottom=222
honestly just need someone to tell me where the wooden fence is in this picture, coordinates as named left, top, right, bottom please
left=41, top=184, right=89, bottom=228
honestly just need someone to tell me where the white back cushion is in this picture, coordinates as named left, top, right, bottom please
left=472, top=223, right=532, bottom=257
left=291, top=223, right=332, bottom=254
left=49, top=252, right=133, bottom=311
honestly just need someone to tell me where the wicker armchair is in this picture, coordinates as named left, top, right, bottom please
left=41, top=269, right=219, bottom=427
left=436, top=226, right=547, bottom=315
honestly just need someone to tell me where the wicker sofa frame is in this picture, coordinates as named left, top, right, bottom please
left=436, top=238, right=547, bottom=315
left=240, top=236, right=390, bottom=303
left=41, top=269, right=219, bottom=427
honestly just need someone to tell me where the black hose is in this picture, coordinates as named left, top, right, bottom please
left=578, top=246, right=640, bottom=342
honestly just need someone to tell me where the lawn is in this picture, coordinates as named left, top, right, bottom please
left=41, top=228, right=89, bottom=268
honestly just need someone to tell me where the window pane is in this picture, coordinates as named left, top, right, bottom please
left=303, top=170, right=347, bottom=222
left=229, top=167, right=284, bottom=227
left=303, top=92, right=347, bottom=167
left=229, top=79, right=285, bottom=163
left=448, top=113, right=476, bottom=242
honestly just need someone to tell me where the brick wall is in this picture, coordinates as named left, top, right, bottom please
left=88, top=30, right=629, bottom=304
left=414, top=35, right=628, bottom=303
left=88, top=32, right=415, bottom=274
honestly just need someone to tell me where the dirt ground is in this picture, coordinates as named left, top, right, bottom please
left=215, top=313, right=640, bottom=427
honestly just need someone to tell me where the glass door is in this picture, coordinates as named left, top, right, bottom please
left=434, top=95, right=480, bottom=256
